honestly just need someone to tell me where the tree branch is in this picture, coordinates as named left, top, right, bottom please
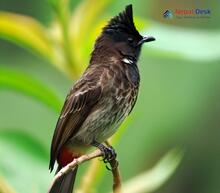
left=105, top=141, right=121, bottom=193
left=109, top=158, right=121, bottom=193
left=50, top=149, right=121, bottom=193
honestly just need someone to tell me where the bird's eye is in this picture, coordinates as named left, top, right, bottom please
left=127, top=37, right=134, bottom=43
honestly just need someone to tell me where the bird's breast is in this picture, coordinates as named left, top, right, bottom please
left=71, top=64, right=139, bottom=145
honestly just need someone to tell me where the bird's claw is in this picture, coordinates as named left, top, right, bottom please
left=102, top=146, right=117, bottom=163
left=91, top=141, right=118, bottom=170
left=105, top=160, right=119, bottom=171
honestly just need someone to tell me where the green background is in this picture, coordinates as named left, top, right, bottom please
left=0, top=0, right=219, bottom=193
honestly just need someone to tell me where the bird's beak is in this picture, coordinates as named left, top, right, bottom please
left=137, top=36, right=155, bottom=46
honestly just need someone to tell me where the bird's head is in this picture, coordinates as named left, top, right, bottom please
left=93, top=4, right=155, bottom=62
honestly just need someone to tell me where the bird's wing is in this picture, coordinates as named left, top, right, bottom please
left=49, top=77, right=102, bottom=171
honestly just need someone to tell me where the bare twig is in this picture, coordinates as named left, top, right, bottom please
left=51, top=149, right=101, bottom=186
left=109, top=158, right=121, bottom=193
left=50, top=148, right=121, bottom=193
left=105, top=141, right=121, bottom=193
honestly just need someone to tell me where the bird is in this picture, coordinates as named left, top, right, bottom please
left=48, top=4, right=155, bottom=193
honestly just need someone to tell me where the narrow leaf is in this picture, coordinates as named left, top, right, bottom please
left=0, top=12, right=55, bottom=62
left=0, top=130, right=51, bottom=193
left=144, top=23, right=220, bottom=61
left=70, top=0, right=114, bottom=73
left=0, top=67, right=62, bottom=113
left=0, top=177, right=17, bottom=193
left=120, top=149, right=184, bottom=193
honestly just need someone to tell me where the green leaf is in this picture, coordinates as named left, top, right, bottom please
left=70, top=0, right=114, bottom=73
left=0, top=12, right=55, bottom=63
left=120, top=149, right=184, bottom=193
left=0, top=130, right=51, bottom=193
left=144, top=22, right=220, bottom=61
left=0, top=67, right=62, bottom=113
left=47, top=0, right=68, bottom=12
left=47, top=0, right=60, bottom=9
left=0, top=177, right=17, bottom=193
left=70, top=0, right=113, bottom=38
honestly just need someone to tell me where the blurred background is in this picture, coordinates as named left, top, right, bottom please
left=0, top=0, right=220, bottom=193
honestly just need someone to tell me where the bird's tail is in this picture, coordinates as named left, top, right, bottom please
left=48, top=166, right=78, bottom=193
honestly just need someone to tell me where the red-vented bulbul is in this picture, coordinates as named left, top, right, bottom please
left=48, top=4, right=155, bottom=193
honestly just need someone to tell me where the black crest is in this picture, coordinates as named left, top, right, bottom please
left=104, top=4, right=141, bottom=38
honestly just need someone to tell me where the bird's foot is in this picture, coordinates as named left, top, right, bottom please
left=102, top=145, right=117, bottom=163
left=91, top=141, right=117, bottom=164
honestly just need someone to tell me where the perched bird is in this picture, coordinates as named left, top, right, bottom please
left=48, top=4, right=155, bottom=193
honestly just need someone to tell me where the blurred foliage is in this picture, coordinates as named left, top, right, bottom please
left=120, top=149, right=184, bottom=193
left=0, top=0, right=219, bottom=193
left=0, top=12, right=54, bottom=61
left=0, top=67, right=62, bottom=112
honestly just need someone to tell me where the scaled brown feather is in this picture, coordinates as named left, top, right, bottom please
left=49, top=77, right=102, bottom=171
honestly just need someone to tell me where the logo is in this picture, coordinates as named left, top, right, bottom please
left=163, top=8, right=211, bottom=19
left=163, top=10, right=173, bottom=18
